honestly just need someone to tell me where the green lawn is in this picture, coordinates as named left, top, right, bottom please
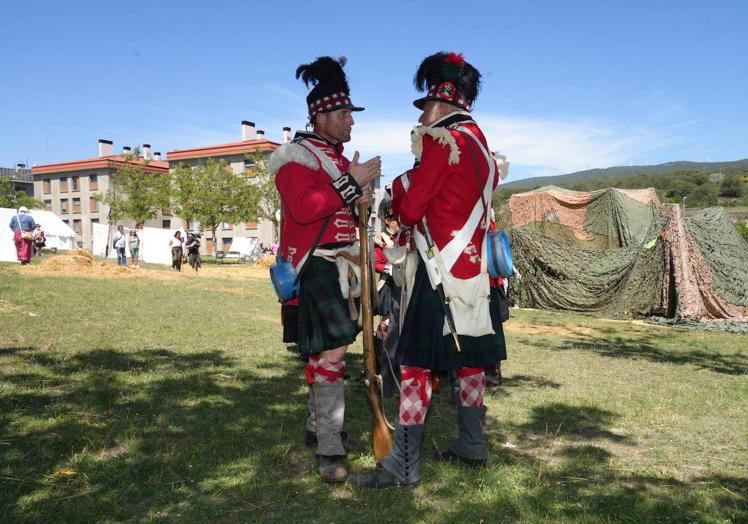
left=0, top=262, right=746, bottom=523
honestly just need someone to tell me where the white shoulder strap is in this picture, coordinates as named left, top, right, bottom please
left=436, top=126, right=495, bottom=273
left=297, top=140, right=343, bottom=181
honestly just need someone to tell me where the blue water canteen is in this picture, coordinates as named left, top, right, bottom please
left=270, top=257, right=299, bottom=302
left=486, top=229, right=513, bottom=279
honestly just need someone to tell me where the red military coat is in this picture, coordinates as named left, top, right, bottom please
left=393, top=112, right=498, bottom=280
left=273, top=131, right=363, bottom=269
left=272, top=131, right=363, bottom=305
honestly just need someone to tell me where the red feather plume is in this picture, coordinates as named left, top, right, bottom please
left=444, top=52, right=465, bottom=68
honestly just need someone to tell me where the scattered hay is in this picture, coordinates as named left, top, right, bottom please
left=255, top=256, right=275, bottom=269
left=11, top=250, right=270, bottom=282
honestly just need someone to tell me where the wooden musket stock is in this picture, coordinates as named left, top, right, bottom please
left=358, top=201, right=393, bottom=461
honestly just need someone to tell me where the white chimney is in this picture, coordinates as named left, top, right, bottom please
left=142, top=143, right=152, bottom=160
left=122, top=146, right=132, bottom=156
left=282, top=126, right=292, bottom=143
left=241, top=120, right=257, bottom=141
left=98, top=139, right=113, bottom=157
left=257, top=129, right=265, bottom=140
left=154, top=152, right=162, bottom=161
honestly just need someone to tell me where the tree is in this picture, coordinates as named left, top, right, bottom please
left=170, top=159, right=259, bottom=255
left=689, top=183, right=718, bottom=206
left=96, top=151, right=170, bottom=226
left=665, top=180, right=695, bottom=200
left=244, top=149, right=280, bottom=240
left=719, top=174, right=744, bottom=198
left=0, top=176, right=44, bottom=210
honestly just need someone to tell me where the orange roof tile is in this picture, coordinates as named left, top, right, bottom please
left=32, top=156, right=169, bottom=175
left=166, top=138, right=280, bottom=161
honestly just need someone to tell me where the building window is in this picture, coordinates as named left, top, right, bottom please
left=44, top=199, right=52, bottom=210
left=91, top=218, right=99, bottom=233
left=71, top=176, right=79, bottom=192
left=90, top=197, right=99, bottom=213
left=89, top=174, right=98, bottom=190
left=222, top=238, right=233, bottom=252
left=162, top=219, right=171, bottom=229
left=63, top=219, right=69, bottom=226
left=189, top=220, right=198, bottom=231
left=72, top=197, right=81, bottom=213
left=246, top=221, right=258, bottom=229
left=60, top=177, right=68, bottom=192
left=73, top=219, right=82, bottom=235
left=243, top=158, right=256, bottom=176
left=43, top=179, right=51, bottom=193
left=222, top=222, right=233, bottom=230
left=60, top=199, right=69, bottom=213
left=161, top=208, right=172, bottom=216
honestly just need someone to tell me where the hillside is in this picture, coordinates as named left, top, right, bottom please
left=504, top=159, right=748, bottom=189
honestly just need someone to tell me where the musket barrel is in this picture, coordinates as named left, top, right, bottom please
left=358, top=201, right=392, bottom=461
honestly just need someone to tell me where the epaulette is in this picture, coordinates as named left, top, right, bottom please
left=269, top=140, right=320, bottom=176
left=410, top=125, right=461, bottom=165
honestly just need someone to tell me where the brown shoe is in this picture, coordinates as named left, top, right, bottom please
left=319, top=455, right=347, bottom=483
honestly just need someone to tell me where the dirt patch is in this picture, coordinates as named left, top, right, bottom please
left=505, top=322, right=599, bottom=339
left=11, top=250, right=270, bottom=282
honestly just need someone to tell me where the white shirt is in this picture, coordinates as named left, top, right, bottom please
left=113, top=231, right=126, bottom=248
left=169, top=237, right=183, bottom=248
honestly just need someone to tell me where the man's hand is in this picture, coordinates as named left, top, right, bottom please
left=349, top=151, right=381, bottom=188
left=356, top=184, right=374, bottom=205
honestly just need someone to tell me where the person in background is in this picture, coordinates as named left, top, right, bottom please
left=112, top=225, right=127, bottom=266
left=129, top=229, right=140, bottom=267
left=373, top=196, right=403, bottom=397
left=184, top=232, right=201, bottom=272
left=8, top=206, right=37, bottom=265
left=33, top=224, right=46, bottom=257
left=169, top=231, right=184, bottom=271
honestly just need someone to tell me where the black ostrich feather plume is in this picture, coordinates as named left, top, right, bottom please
left=295, top=56, right=349, bottom=92
left=414, top=52, right=481, bottom=104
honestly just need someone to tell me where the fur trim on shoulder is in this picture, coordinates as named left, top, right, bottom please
left=493, top=152, right=509, bottom=180
left=269, top=142, right=319, bottom=176
left=410, top=126, right=460, bottom=165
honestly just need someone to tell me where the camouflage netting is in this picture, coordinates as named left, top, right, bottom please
left=503, top=186, right=748, bottom=322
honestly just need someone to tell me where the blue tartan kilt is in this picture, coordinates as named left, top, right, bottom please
left=289, top=256, right=360, bottom=356
left=396, top=260, right=506, bottom=371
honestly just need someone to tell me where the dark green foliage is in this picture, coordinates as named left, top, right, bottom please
left=0, top=175, right=44, bottom=209
left=720, top=174, right=745, bottom=198
left=736, top=220, right=748, bottom=242
left=494, top=167, right=747, bottom=209
left=97, top=152, right=170, bottom=225
left=503, top=159, right=748, bottom=189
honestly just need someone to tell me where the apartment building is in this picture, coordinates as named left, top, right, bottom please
left=166, top=120, right=287, bottom=253
left=31, top=141, right=170, bottom=248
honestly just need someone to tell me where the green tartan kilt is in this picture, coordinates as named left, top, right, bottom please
left=291, top=256, right=360, bottom=356
left=397, top=260, right=505, bottom=371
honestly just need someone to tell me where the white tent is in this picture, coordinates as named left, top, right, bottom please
left=228, top=236, right=258, bottom=257
left=92, top=222, right=186, bottom=265
left=0, top=208, right=77, bottom=262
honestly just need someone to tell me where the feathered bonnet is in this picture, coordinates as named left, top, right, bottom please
left=295, top=56, right=364, bottom=120
left=413, top=52, right=481, bottom=111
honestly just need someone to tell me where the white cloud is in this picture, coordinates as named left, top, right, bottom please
left=345, top=113, right=685, bottom=181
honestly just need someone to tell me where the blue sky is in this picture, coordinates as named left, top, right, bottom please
left=1, top=0, right=746, bottom=182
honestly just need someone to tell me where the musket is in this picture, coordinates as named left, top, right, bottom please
left=358, top=201, right=393, bottom=461
left=420, top=219, right=462, bottom=352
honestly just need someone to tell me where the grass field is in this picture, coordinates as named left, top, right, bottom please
left=1, top=256, right=746, bottom=523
